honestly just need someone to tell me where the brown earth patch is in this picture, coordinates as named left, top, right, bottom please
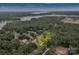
left=55, top=46, right=68, bottom=55
left=61, top=18, right=79, bottom=24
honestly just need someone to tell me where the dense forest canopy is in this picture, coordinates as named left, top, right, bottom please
left=0, top=15, right=78, bottom=55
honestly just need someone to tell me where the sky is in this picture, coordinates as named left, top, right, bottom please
left=0, top=3, right=79, bottom=11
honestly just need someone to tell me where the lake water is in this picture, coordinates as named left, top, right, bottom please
left=0, top=21, right=7, bottom=30
left=20, top=14, right=79, bottom=21
left=0, top=14, right=79, bottom=30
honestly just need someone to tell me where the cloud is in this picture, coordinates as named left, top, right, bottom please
left=39, top=5, right=44, bottom=6
left=45, top=3, right=52, bottom=4
left=0, top=6, right=9, bottom=9
left=25, top=5, right=36, bottom=8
